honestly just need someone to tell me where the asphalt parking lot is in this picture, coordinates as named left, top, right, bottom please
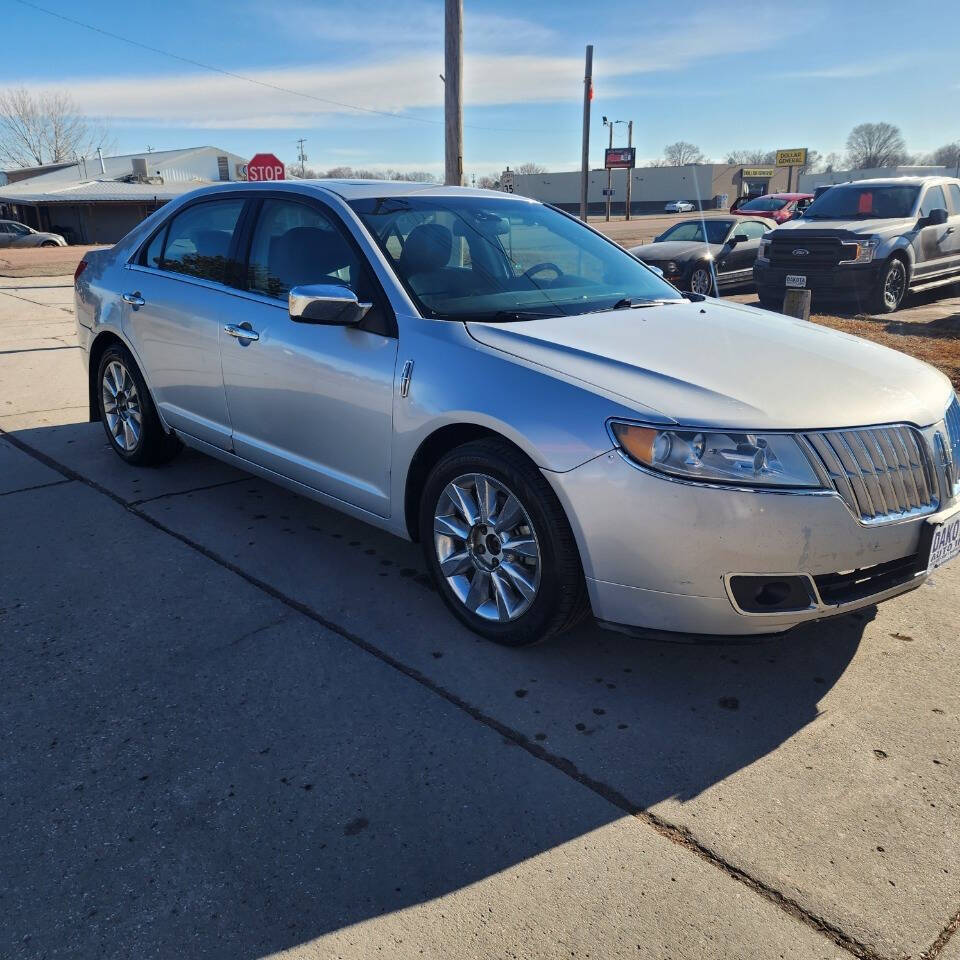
left=1, top=274, right=959, bottom=960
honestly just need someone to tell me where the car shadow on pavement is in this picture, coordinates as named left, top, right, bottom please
left=0, top=421, right=869, bottom=958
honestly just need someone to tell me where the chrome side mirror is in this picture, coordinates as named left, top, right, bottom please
left=288, top=284, right=372, bottom=326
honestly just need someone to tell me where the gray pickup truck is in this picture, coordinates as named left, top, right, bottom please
left=753, top=176, right=960, bottom=313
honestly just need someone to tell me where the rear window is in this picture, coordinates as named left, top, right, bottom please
left=147, top=199, right=245, bottom=285
left=738, top=196, right=787, bottom=212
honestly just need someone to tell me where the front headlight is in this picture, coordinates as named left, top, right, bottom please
left=662, top=261, right=681, bottom=276
left=609, top=421, right=822, bottom=488
left=840, top=238, right=881, bottom=264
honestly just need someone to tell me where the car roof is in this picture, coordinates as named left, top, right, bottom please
left=184, top=179, right=537, bottom=203
left=826, top=177, right=959, bottom=188
left=761, top=193, right=813, bottom=200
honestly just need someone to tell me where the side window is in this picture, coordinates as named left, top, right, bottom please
left=739, top=221, right=767, bottom=239
left=246, top=198, right=376, bottom=303
left=143, top=227, right=166, bottom=269
left=949, top=184, right=960, bottom=215
left=919, top=186, right=947, bottom=217
left=156, top=199, right=244, bottom=284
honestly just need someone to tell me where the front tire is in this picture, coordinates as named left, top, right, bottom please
left=419, top=438, right=589, bottom=646
left=689, top=263, right=715, bottom=296
left=97, top=345, right=181, bottom=466
left=869, top=257, right=908, bottom=314
left=40, top=240, right=58, bottom=247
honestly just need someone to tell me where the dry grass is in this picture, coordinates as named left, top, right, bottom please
left=811, top=314, right=960, bottom=390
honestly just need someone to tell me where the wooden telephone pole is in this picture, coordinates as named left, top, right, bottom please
left=579, top=45, right=593, bottom=221
left=444, top=0, right=464, bottom=186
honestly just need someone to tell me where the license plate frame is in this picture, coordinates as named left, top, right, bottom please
left=925, top=509, right=960, bottom=573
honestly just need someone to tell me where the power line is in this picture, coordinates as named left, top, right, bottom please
left=11, top=0, right=551, bottom=135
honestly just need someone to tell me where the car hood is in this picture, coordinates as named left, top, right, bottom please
left=629, top=240, right=716, bottom=262
left=776, top=217, right=904, bottom=236
left=466, top=300, right=952, bottom=431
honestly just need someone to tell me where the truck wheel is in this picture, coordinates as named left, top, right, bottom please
left=759, top=294, right=781, bottom=312
left=870, top=257, right=908, bottom=314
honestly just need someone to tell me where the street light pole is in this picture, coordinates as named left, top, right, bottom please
left=444, top=0, right=463, bottom=186
left=605, top=119, right=613, bottom=222
left=625, top=120, right=633, bottom=220
left=579, top=44, right=593, bottom=221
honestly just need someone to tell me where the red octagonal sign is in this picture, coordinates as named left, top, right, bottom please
left=246, top=153, right=285, bottom=182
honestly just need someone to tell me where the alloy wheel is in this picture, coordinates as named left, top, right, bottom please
left=101, top=360, right=143, bottom=452
left=690, top=267, right=713, bottom=295
left=433, top=473, right=542, bottom=622
left=883, top=260, right=906, bottom=311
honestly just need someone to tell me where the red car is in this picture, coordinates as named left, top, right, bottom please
left=731, top=192, right=813, bottom=224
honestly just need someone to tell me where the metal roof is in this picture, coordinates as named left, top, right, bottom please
left=0, top=178, right=207, bottom=204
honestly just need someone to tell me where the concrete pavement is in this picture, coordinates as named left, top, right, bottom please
left=1, top=276, right=959, bottom=960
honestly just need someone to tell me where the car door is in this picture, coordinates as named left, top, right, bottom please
left=944, top=184, right=960, bottom=276
left=218, top=194, right=399, bottom=517
left=123, top=196, right=246, bottom=450
left=915, top=184, right=952, bottom=280
left=717, top=220, right=765, bottom=286
left=0, top=222, right=12, bottom=248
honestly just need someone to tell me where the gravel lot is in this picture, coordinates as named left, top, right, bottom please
left=1, top=275, right=959, bottom=960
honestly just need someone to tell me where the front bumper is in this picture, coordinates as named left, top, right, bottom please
left=753, top=259, right=881, bottom=306
left=545, top=449, right=955, bottom=636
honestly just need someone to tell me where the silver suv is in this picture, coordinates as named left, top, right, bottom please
left=754, top=177, right=960, bottom=313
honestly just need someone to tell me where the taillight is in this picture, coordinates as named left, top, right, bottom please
left=73, top=259, right=88, bottom=284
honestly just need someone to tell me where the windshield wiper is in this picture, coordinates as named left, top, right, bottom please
left=608, top=297, right=681, bottom=310
left=476, top=310, right=561, bottom=323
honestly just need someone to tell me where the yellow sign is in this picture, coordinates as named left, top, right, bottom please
left=742, top=167, right=775, bottom=179
left=776, top=148, right=807, bottom=167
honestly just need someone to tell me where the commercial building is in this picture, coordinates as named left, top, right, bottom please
left=798, top=164, right=957, bottom=191
left=0, top=146, right=248, bottom=244
left=511, top=163, right=794, bottom=216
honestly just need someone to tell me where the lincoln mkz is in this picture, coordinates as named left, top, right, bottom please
left=74, top=181, right=960, bottom=645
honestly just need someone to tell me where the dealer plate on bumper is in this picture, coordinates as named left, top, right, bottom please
left=785, top=275, right=807, bottom=288
left=927, top=510, right=960, bottom=572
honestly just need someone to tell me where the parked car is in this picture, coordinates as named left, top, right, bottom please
left=0, top=220, right=67, bottom=248
left=754, top=177, right=960, bottom=313
left=731, top=193, right=813, bottom=224
left=74, top=181, right=960, bottom=646
left=664, top=200, right=695, bottom=213
left=629, top=216, right=772, bottom=294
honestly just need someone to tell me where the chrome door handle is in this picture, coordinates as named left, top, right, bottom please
left=122, top=291, right=145, bottom=307
left=224, top=323, right=259, bottom=342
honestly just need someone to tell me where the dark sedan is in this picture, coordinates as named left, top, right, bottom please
left=628, top=217, right=773, bottom=294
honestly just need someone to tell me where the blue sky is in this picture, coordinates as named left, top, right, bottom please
left=3, top=0, right=957, bottom=176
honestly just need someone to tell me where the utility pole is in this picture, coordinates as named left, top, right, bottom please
left=579, top=44, right=593, bottom=221
left=444, top=0, right=463, bottom=186
left=605, top=118, right=613, bottom=222
left=296, top=138, right=308, bottom=177
left=625, top=120, right=633, bottom=220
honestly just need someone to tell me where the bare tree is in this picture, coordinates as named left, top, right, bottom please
left=285, top=164, right=437, bottom=182
left=725, top=149, right=775, bottom=165
left=930, top=141, right=960, bottom=169
left=845, top=122, right=908, bottom=169
left=514, top=162, right=546, bottom=175
left=661, top=141, right=706, bottom=166
left=475, top=174, right=499, bottom=189
left=0, top=87, right=111, bottom=169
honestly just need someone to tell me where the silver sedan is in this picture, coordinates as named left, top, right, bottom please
left=0, top=219, right=67, bottom=247
left=73, top=181, right=960, bottom=645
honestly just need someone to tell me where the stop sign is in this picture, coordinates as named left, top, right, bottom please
left=246, top=153, right=285, bottom=182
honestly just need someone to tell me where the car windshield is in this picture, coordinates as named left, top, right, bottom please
left=658, top=220, right=733, bottom=244
left=803, top=184, right=920, bottom=219
left=349, top=195, right=683, bottom=322
left=738, top=196, right=787, bottom=212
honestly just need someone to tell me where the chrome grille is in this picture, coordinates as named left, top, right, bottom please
left=803, top=425, right=938, bottom=523
left=946, top=395, right=960, bottom=473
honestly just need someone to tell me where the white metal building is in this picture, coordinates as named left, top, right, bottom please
left=0, top=146, right=249, bottom=243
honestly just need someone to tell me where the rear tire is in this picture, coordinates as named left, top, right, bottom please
left=419, top=438, right=589, bottom=646
left=96, top=344, right=181, bottom=466
left=869, top=257, right=908, bottom=314
left=41, top=241, right=58, bottom=247
left=689, top=263, right=715, bottom=296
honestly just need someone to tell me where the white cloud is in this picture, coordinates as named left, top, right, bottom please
left=776, top=54, right=917, bottom=79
